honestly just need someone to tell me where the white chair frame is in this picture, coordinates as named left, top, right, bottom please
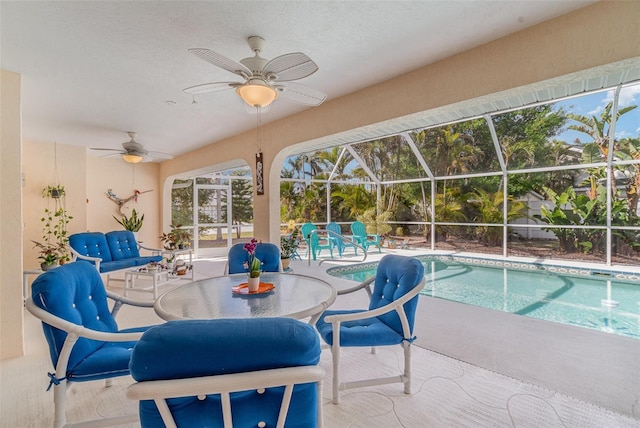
left=127, top=365, right=325, bottom=428
left=26, top=291, right=153, bottom=428
left=323, top=276, right=426, bottom=404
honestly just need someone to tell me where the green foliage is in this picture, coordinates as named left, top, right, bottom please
left=357, top=200, right=392, bottom=237
left=222, top=171, right=254, bottom=238
left=32, top=240, right=63, bottom=266
left=42, top=185, right=65, bottom=199
left=35, top=186, right=73, bottom=263
left=160, top=224, right=191, bottom=250
left=113, top=208, right=144, bottom=232
left=466, top=188, right=529, bottom=246
left=280, top=227, right=300, bottom=259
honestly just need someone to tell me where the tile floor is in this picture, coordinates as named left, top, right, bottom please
left=3, top=254, right=639, bottom=427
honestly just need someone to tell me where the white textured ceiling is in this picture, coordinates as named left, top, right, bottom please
left=1, top=1, right=598, bottom=160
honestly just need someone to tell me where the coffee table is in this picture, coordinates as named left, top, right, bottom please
left=154, top=272, right=336, bottom=324
left=124, top=266, right=178, bottom=299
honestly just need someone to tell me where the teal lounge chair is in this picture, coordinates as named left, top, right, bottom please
left=350, top=220, right=381, bottom=253
left=327, top=222, right=358, bottom=256
left=301, top=222, right=334, bottom=260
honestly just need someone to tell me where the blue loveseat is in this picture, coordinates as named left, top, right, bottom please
left=69, top=230, right=162, bottom=278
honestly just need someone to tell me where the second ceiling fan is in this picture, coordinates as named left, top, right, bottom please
left=184, top=36, right=326, bottom=109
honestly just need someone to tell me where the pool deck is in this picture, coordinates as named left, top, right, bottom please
left=298, top=248, right=640, bottom=421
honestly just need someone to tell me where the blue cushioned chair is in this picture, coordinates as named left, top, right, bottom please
left=301, top=222, right=334, bottom=260
left=350, top=221, right=381, bottom=253
left=224, top=242, right=283, bottom=275
left=315, top=255, right=426, bottom=404
left=326, top=222, right=358, bottom=256
left=25, top=262, right=155, bottom=428
left=127, top=318, right=325, bottom=428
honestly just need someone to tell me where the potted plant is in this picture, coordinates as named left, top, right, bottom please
left=160, top=224, right=191, bottom=250
left=32, top=241, right=62, bottom=271
left=280, top=226, right=300, bottom=271
left=164, top=253, right=176, bottom=270
left=113, top=209, right=144, bottom=233
left=42, top=184, right=65, bottom=199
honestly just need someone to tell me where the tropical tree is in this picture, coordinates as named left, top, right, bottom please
left=466, top=188, right=528, bottom=246
left=567, top=101, right=637, bottom=194
left=221, top=172, right=253, bottom=238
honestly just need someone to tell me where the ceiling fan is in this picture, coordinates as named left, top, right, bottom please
left=184, top=36, right=326, bottom=109
left=91, top=132, right=174, bottom=163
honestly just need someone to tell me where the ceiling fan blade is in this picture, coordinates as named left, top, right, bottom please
left=188, top=48, right=252, bottom=78
left=98, top=152, right=124, bottom=159
left=90, top=147, right=123, bottom=152
left=183, top=81, right=239, bottom=95
left=147, top=151, right=174, bottom=160
left=277, top=82, right=327, bottom=106
left=263, top=53, right=318, bottom=82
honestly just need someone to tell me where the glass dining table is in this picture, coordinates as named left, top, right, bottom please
left=154, top=272, right=336, bottom=324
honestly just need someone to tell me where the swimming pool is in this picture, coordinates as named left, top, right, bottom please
left=327, top=255, right=640, bottom=339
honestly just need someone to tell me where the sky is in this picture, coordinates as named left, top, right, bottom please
left=555, top=81, right=640, bottom=145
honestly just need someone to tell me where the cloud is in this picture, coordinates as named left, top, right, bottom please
left=619, top=84, right=640, bottom=107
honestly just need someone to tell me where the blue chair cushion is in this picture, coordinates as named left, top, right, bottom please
left=68, top=326, right=148, bottom=382
left=368, top=255, right=424, bottom=335
left=316, top=309, right=405, bottom=346
left=31, top=262, right=152, bottom=381
left=105, top=230, right=141, bottom=261
left=130, top=318, right=320, bottom=428
left=69, top=232, right=114, bottom=263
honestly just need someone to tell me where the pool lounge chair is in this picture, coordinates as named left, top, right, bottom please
left=301, top=222, right=334, bottom=260
left=350, top=221, right=381, bottom=253
left=326, top=222, right=358, bottom=256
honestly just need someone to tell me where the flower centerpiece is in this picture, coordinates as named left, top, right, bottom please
left=243, top=238, right=262, bottom=292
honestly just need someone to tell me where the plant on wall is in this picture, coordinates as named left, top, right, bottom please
left=113, top=208, right=144, bottom=232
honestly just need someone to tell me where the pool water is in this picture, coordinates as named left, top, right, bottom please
left=327, top=257, right=640, bottom=339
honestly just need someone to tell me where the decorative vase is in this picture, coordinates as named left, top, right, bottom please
left=247, top=276, right=261, bottom=292
left=281, top=257, right=291, bottom=271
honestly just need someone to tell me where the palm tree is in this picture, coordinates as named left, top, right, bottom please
left=567, top=101, right=637, bottom=194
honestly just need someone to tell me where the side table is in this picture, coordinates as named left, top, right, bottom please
left=124, top=267, right=172, bottom=299
left=23, top=269, right=44, bottom=301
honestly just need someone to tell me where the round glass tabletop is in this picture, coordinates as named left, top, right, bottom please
left=154, top=272, right=336, bottom=322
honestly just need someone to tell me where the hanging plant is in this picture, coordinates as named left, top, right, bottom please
left=36, top=184, right=73, bottom=263
left=42, top=184, right=65, bottom=199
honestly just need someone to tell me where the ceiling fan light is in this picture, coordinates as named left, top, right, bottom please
left=122, top=153, right=143, bottom=163
left=236, top=81, right=278, bottom=108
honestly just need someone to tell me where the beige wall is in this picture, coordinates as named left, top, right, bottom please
left=85, top=156, right=161, bottom=245
left=159, top=0, right=640, bottom=245
left=1, top=70, right=24, bottom=359
left=22, top=142, right=162, bottom=271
